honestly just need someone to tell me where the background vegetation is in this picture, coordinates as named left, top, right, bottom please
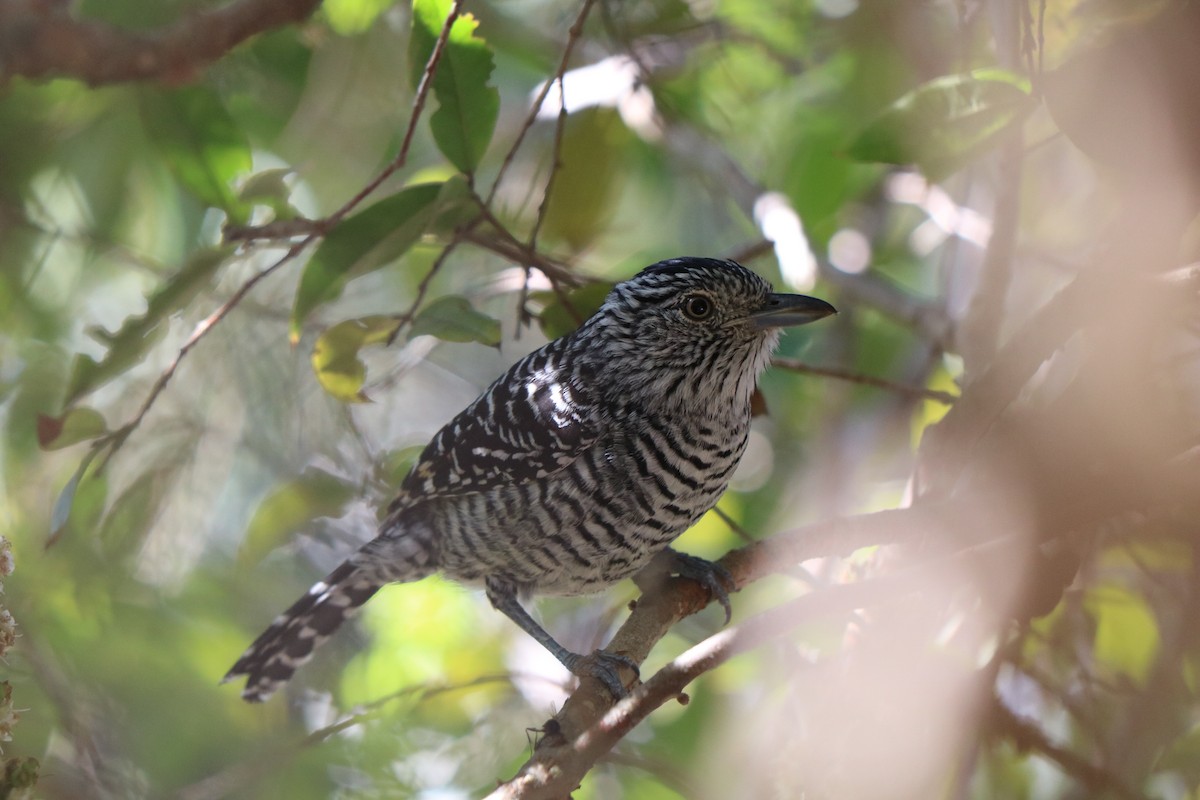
left=2, top=0, right=1199, bottom=797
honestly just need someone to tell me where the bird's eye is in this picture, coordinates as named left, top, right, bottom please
left=682, top=294, right=713, bottom=321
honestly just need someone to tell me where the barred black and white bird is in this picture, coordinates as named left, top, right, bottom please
left=224, top=257, right=835, bottom=701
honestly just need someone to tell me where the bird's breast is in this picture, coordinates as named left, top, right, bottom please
left=434, top=407, right=752, bottom=595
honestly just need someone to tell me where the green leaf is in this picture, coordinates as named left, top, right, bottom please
left=427, top=173, right=479, bottom=235
left=409, top=295, right=501, bottom=346
left=1085, top=584, right=1161, bottom=689
left=410, top=0, right=500, bottom=173
left=238, top=469, right=358, bottom=569
left=49, top=446, right=105, bottom=548
left=139, top=86, right=253, bottom=222
left=36, top=407, right=108, bottom=451
left=312, top=315, right=402, bottom=403
left=538, top=109, right=630, bottom=249
left=323, top=0, right=393, bottom=34
left=534, top=281, right=613, bottom=339
left=50, top=459, right=87, bottom=546
left=238, top=167, right=292, bottom=203
left=238, top=165, right=291, bottom=206
left=239, top=167, right=300, bottom=221
left=847, top=70, right=1035, bottom=181
left=65, top=246, right=234, bottom=405
left=290, top=183, right=444, bottom=343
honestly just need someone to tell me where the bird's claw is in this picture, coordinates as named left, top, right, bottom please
left=671, top=553, right=734, bottom=625
left=564, top=649, right=640, bottom=699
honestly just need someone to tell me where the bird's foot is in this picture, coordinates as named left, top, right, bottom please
left=670, top=552, right=734, bottom=625
left=563, top=649, right=640, bottom=699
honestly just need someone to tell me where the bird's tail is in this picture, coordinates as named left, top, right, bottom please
left=223, top=533, right=435, bottom=702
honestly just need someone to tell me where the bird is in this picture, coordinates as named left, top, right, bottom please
left=224, top=257, right=835, bottom=701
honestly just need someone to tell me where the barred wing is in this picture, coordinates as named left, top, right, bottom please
left=385, top=349, right=599, bottom=516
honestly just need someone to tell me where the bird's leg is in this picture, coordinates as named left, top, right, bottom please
left=484, top=577, right=639, bottom=699
left=636, top=549, right=735, bottom=625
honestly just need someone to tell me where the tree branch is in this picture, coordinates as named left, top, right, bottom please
left=487, top=502, right=960, bottom=797
left=488, top=457, right=1200, bottom=799
left=489, top=511, right=1017, bottom=799
left=0, top=0, right=322, bottom=86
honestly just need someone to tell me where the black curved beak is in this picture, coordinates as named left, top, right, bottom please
left=748, top=293, right=837, bottom=329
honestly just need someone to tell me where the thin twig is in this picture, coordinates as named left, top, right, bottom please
left=527, top=88, right=570, bottom=251
left=526, top=0, right=595, bottom=249
left=384, top=218, right=480, bottom=346
left=485, top=0, right=598, bottom=208
left=469, top=201, right=581, bottom=286
left=329, top=0, right=464, bottom=233
left=711, top=505, right=754, bottom=544
left=597, top=0, right=652, bottom=78
left=726, top=238, right=775, bottom=265
left=467, top=199, right=588, bottom=327
left=515, top=265, right=537, bottom=335
left=466, top=236, right=585, bottom=328
left=771, top=357, right=958, bottom=405
left=222, top=217, right=320, bottom=243
left=465, top=229, right=589, bottom=327
left=91, top=0, right=464, bottom=471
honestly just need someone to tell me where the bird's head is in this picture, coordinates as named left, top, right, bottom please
left=580, top=257, right=836, bottom=412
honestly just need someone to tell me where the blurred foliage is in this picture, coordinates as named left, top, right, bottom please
left=848, top=69, right=1036, bottom=181
left=1, top=0, right=1199, bottom=798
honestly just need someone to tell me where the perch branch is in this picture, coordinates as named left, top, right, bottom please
left=0, top=0, right=322, bottom=85
left=487, top=502, right=961, bottom=797
left=489, top=514, right=1013, bottom=799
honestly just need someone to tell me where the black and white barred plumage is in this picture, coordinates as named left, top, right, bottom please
left=224, top=258, right=835, bottom=701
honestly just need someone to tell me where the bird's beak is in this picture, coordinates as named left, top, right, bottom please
left=746, top=293, right=837, bottom=329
